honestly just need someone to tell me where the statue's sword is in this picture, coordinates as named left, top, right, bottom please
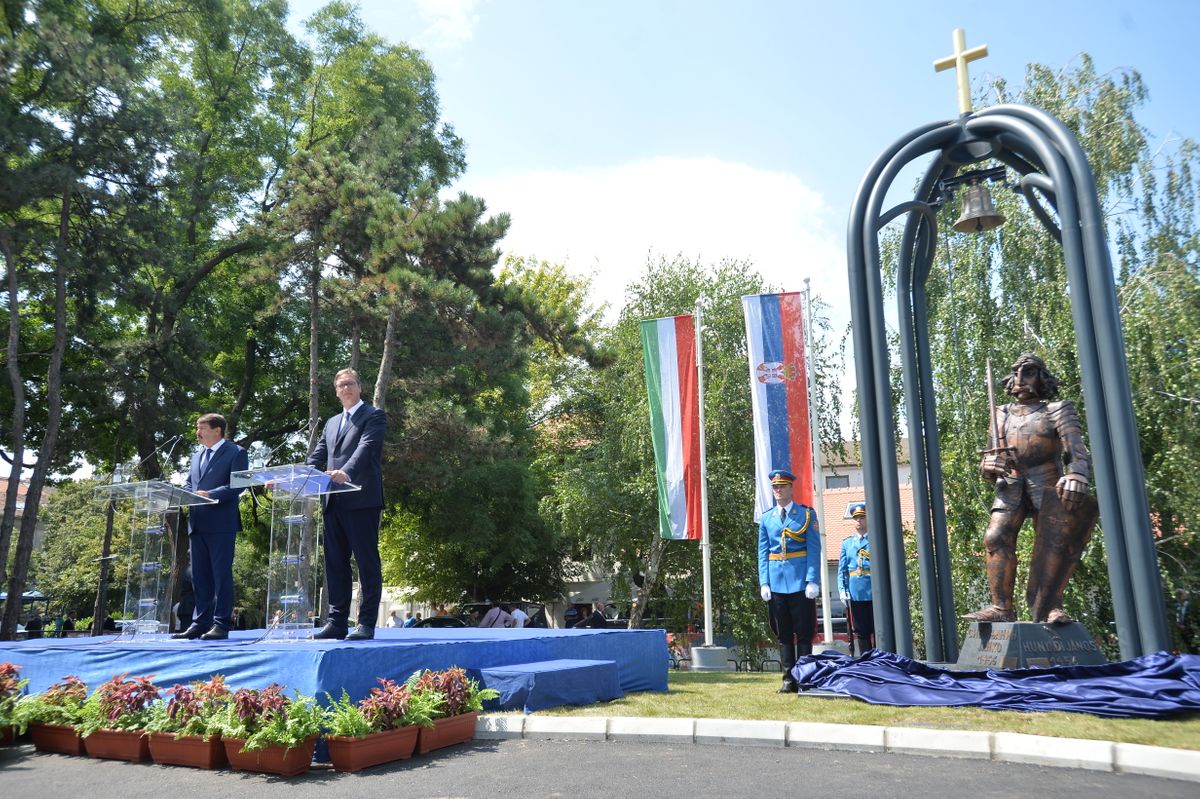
left=985, top=358, right=1016, bottom=486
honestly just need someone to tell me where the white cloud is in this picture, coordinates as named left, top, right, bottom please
left=412, top=0, right=482, bottom=50
left=456, top=157, right=849, bottom=320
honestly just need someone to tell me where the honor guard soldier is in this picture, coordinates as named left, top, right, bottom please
left=758, top=468, right=822, bottom=693
left=838, top=502, right=874, bottom=655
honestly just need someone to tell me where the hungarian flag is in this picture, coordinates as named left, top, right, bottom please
left=741, top=292, right=814, bottom=517
left=640, top=314, right=702, bottom=540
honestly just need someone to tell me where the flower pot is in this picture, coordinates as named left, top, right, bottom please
left=416, top=711, right=478, bottom=755
left=0, top=725, right=15, bottom=746
left=84, top=728, right=151, bottom=762
left=30, top=722, right=86, bottom=755
left=149, top=732, right=227, bottom=769
left=223, top=735, right=316, bottom=777
left=327, top=724, right=420, bottom=772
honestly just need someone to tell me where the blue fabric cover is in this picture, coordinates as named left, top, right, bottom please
left=479, top=658, right=623, bottom=713
left=791, top=649, right=1200, bottom=718
left=0, top=627, right=667, bottom=704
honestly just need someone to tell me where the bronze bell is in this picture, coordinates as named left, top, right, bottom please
left=954, top=179, right=1006, bottom=233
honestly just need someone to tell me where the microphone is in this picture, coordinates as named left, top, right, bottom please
left=247, top=419, right=308, bottom=469
left=109, top=433, right=184, bottom=484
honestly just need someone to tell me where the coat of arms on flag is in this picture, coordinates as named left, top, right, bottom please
left=742, top=292, right=814, bottom=518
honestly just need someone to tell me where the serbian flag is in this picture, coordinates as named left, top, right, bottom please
left=640, top=314, right=702, bottom=541
left=741, top=292, right=814, bottom=517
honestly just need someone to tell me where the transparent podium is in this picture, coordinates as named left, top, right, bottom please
left=230, top=463, right=360, bottom=641
left=94, top=480, right=216, bottom=638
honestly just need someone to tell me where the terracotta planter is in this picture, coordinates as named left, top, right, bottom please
left=84, top=728, right=151, bottom=762
left=149, top=732, right=227, bottom=769
left=416, top=711, right=478, bottom=755
left=223, top=735, right=316, bottom=777
left=327, top=724, right=419, bottom=772
left=0, top=725, right=14, bottom=746
left=30, top=722, right=86, bottom=755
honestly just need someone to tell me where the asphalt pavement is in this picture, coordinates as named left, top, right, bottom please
left=0, top=737, right=1195, bottom=799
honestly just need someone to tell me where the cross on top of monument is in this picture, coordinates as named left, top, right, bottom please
left=933, top=28, right=989, bottom=116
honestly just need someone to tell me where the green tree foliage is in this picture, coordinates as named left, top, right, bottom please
left=884, top=56, right=1200, bottom=653
left=27, top=480, right=125, bottom=620
left=3, top=1, right=600, bottom=633
left=535, top=254, right=843, bottom=648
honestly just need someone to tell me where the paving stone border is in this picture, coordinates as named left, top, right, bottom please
left=476, top=714, right=1200, bottom=784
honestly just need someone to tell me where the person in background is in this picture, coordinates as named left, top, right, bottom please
left=479, top=600, right=514, bottom=628
left=573, top=601, right=608, bottom=629
left=402, top=611, right=416, bottom=628
left=758, top=468, right=822, bottom=693
left=563, top=606, right=581, bottom=628
left=508, top=603, right=529, bottom=628
left=838, top=502, right=875, bottom=655
left=26, top=611, right=44, bottom=638
left=435, top=604, right=449, bottom=617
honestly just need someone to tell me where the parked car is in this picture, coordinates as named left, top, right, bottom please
left=411, top=615, right=468, bottom=629
left=456, top=601, right=548, bottom=628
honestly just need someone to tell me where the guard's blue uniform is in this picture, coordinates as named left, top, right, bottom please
left=838, top=532, right=872, bottom=601
left=758, top=503, right=823, bottom=591
left=758, top=502, right=822, bottom=682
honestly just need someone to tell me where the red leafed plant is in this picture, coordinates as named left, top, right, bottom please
left=405, top=667, right=498, bottom=718
left=211, top=683, right=322, bottom=752
left=0, top=662, right=29, bottom=730
left=145, top=674, right=231, bottom=739
left=14, top=675, right=89, bottom=727
left=79, top=673, right=160, bottom=735
left=324, top=677, right=440, bottom=738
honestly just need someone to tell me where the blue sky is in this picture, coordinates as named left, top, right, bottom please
left=287, top=1, right=1197, bottom=319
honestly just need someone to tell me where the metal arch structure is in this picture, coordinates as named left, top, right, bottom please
left=846, top=104, right=1170, bottom=662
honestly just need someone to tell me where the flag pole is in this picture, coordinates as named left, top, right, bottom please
left=803, top=280, right=834, bottom=648
left=695, top=299, right=714, bottom=648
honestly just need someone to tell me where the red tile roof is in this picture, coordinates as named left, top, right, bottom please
left=816, top=485, right=918, bottom=563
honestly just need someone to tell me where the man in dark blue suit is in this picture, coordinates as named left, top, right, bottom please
left=173, top=412, right=248, bottom=641
left=306, top=368, right=386, bottom=641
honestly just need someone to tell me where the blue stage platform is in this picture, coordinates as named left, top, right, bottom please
left=0, top=626, right=668, bottom=710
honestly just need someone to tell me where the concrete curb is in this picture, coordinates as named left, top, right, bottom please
left=476, top=714, right=1200, bottom=784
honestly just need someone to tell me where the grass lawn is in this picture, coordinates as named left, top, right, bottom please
left=528, top=671, right=1200, bottom=750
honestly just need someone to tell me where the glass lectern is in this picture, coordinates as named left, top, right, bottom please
left=230, top=463, right=359, bottom=641
left=94, top=479, right=215, bottom=638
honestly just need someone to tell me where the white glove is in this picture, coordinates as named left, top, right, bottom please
left=840, top=591, right=850, bottom=603
left=805, top=582, right=820, bottom=600
left=760, top=584, right=772, bottom=601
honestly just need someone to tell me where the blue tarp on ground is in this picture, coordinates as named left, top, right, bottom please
left=0, top=626, right=668, bottom=706
left=791, top=649, right=1200, bottom=718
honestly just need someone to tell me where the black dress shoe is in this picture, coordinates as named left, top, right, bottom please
left=200, top=625, right=229, bottom=640
left=172, top=624, right=205, bottom=640
left=777, top=679, right=799, bottom=694
left=345, top=624, right=375, bottom=641
left=313, top=622, right=348, bottom=640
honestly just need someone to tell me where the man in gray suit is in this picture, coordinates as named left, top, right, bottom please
left=306, top=368, right=386, bottom=640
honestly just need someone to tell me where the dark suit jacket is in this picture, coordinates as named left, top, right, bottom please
left=306, top=403, right=386, bottom=510
left=184, top=441, right=249, bottom=534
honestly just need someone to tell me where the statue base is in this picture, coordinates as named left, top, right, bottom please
left=955, top=621, right=1106, bottom=670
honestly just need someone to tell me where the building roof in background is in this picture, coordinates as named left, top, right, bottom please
left=820, top=439, right=910, bottom=469
left=818, top=485, right=917, bottom=563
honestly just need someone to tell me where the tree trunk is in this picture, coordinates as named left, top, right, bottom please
left=91, top=500, right=116, bottom=636
left=372, top=302, right=401, bottom=411
left=628, top=533, right=668, bottom=629
left=1, top=180, right=70, bottom=639
left=0, top=234, right=24, bottom=590
left=307, top=259, right=321, bottom=452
